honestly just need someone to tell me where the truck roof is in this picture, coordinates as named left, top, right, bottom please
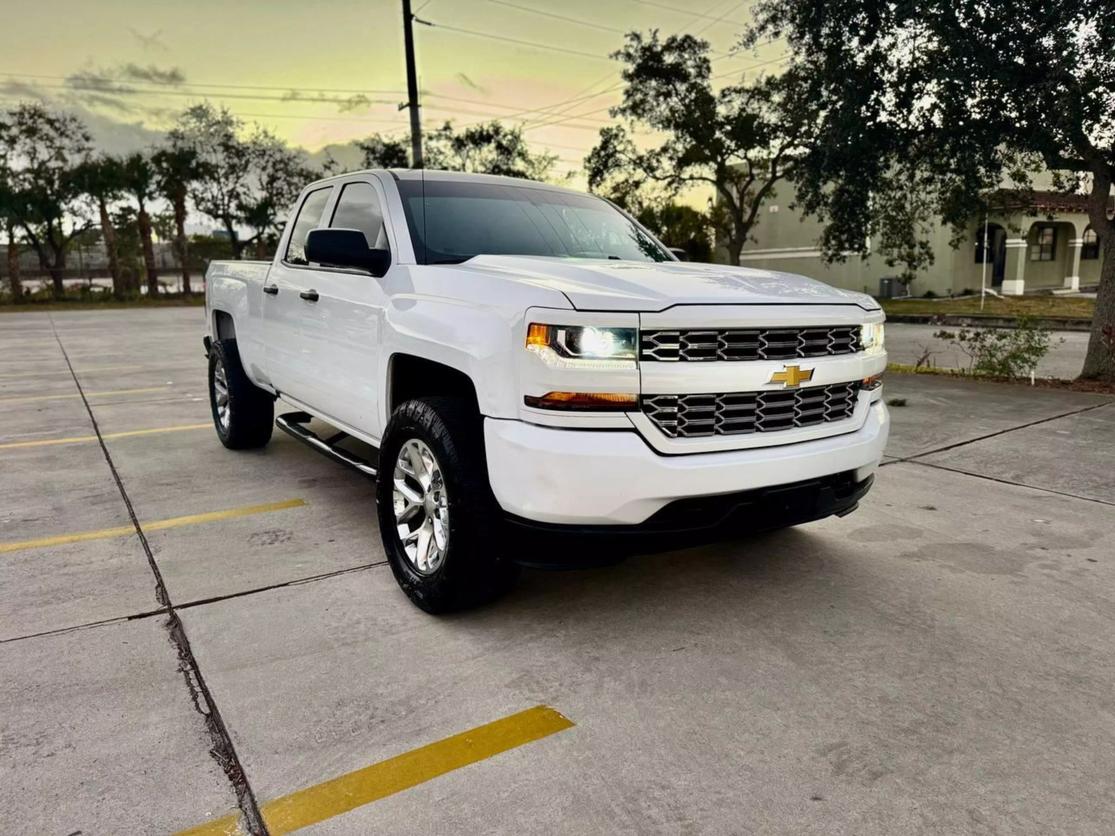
left=305, top=168, right=583, bottom=196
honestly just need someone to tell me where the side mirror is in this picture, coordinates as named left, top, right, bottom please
left=305, top=228, right=390, bottom=277
left=668, top=247, right=689, bottom=262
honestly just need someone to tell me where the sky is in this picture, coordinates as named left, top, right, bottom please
left=0, top=0, right=784, bottom=183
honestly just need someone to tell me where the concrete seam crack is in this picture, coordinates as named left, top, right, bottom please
left=49, top=314, right=269, bottom=836
left=881, top=398, right=1114, bottom=467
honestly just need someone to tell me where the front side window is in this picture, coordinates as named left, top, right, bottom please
left=284, top=187, right=332, bottom=265
left=330, top=182, right=389, bottom=249
left=1082, top=227, right=1099, bottom=260
left=397, top=179, right=671, bottom=265
left=1030, top=225, right=1056, bottom=262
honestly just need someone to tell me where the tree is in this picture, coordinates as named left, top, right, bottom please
left=238, top=129, right=314, bottom=259
left=637, top=203, right=713, bottom=262
left=152, top=142, right=204, bottom=293
left=172, top=104, right=256, bottom=259
left=585, top=32, right=806, bottom=265
left=358, top=120, right=556, bottom=180
left=1, top=104, right=93, bottom=298
left=73, top=155, right=129, bottom=298
left=121, top=152, right=161, bottom=296
left=747, top=0, right=1115, bottom=381
left=0, top=113, right=23, bottom=301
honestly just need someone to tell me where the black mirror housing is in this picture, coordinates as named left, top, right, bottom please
left=305, top=228, right=391, bottom=277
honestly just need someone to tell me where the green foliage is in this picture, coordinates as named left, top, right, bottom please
left=933, top=318, right=1058, bottom=379
left=745, top=0, right=1115, bottom=379
left=585, top=32, right=807, bottom=264
left=357, top=121, right=557, bottom=181
left=636, top=203, right=712, bottom=262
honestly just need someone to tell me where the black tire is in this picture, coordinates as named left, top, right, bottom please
left=376, top=397, right=519, bottom=613
left=208, top=337, right=274, bottom=450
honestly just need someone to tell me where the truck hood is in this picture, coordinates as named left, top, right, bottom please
left=458, top=255, right=879, bottom=312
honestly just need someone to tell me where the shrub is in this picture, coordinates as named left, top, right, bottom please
left=933, top=316, right=1058, bottom=379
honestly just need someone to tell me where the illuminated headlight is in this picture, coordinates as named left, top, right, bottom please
left=860, top=322, right=885, bottom=354
left=526, top=323, right=637, bottom=369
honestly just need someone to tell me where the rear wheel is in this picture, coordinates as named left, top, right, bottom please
left=376, top=397, right=518, bottom=612
left=208, top=338, right=274, bottom=450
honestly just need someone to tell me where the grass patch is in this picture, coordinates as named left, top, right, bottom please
left=0, top=293, right=205, bottom=312
left=887, top=363, right=1115, bottom=395
left=881, top=295, right=1094, bottom=320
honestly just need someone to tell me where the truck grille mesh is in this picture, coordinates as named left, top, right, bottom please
left=640, top=326, right=860, bottom=361
left=641, top=382, right=858, bottom=438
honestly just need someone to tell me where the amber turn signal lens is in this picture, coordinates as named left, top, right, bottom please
left=860, top=374, right=884, bottom=391
left=524, top=391, right=638, bottom=411
left=526, top=323, right=551, bottom=348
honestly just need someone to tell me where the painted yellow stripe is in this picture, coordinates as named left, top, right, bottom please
left=0, top=386, right=169, bottom=404
left=178, top=705, right=575, bottom=836
left=0, top=423, right=210, bottom=451
left=0, top=498, right=306, bottom=554
left=0, top=364, right=137, bottom=381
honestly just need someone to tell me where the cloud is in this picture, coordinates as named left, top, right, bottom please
left=119, top=63, right=185, bottom=86
left=128, top=27, right=169, bottom=52
left=0, top=80, right=49, bottom=101
left=456, top=73, right=488, bottom=94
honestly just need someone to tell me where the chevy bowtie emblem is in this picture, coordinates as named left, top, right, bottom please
left=769, top=365, right=814, bottom=388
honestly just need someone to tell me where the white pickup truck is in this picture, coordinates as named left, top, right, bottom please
left=204, top=170, right=889, bottom=611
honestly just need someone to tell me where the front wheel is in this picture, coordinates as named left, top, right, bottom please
left=208, top=338, right=274, bottom=450
left=376, top=397, right=518, bottom=613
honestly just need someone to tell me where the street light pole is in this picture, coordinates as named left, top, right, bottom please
left=402, top=0, right=424, bottom=168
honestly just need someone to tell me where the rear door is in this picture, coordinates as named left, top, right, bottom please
left=296, top=177, right=395, bottom=441
left=263, top=184, right=334, bottom=402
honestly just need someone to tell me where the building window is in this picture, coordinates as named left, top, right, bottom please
left=1030, top=225, right=1056, bottom=261
left=1082, top=227, right=1099, bottom=260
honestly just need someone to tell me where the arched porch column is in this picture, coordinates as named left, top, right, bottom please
left=1002, top=237, right=1027, bottom=295
left=1064, top=236, right=1083, bottom=291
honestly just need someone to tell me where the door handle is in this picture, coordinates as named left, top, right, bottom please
left=262, top=284, right=279, bottom=295
left=299, top=289, right=319, bottom=302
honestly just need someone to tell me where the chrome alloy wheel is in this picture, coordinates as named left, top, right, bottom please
left=212, top=358, right=230, bottom=431
left=392, top=438, right=449, bottom=574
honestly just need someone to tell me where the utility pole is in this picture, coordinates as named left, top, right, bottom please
left=402, top=0, right=423, bottom=168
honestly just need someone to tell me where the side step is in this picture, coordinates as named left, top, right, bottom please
left=275, top=412, right=378, bottom=478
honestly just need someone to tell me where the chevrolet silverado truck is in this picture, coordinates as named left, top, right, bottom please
left=204, top=170, right=889, bottom=612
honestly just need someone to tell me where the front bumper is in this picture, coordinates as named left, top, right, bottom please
left=483, top=400, right=889, bottom=526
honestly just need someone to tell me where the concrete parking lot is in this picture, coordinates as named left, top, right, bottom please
left=2, top=307, right=1114, bottom=835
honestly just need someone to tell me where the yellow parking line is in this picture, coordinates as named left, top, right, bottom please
left=0, top=386, right=169, bottom=404
left=178, top=705, right=575, bottom=836
left=0, top=364, right=137, bottom=381
left=0, top=423, right=211, bottom=451
left=0, top=498, right=306, bottom=554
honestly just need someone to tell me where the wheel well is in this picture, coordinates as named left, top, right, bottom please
left=213, top=310, right=236, bottom=341
left=388, top=354, right=479, bottom=415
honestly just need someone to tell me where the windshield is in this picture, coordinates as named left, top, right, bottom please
left=396, top=178, right=672, bottom=265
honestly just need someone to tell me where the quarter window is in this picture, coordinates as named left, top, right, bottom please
left=284, top=187, right=332, bottom=265
left=330, top=182, right=389, bottom=250
left=1082, top=227, right=1099, bottom=260
left=1029, top=225, right=1056, bottom=262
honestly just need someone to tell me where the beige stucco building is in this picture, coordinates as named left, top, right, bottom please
left=735, top=188, right=1107, bottom=297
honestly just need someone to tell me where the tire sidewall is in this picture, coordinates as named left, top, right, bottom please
left=208, top=342, right=234, bottom=446
left=376, top=399, right=504, bottom=612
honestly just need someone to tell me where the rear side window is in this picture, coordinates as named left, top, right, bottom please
left=284, top=187, right=332, bottom=264
left=330, top=182, right=389, bottom=250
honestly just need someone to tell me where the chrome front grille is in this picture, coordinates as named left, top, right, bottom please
left=641, top=382, right=858, bottom=439
left=640, top=326, right=860, bottom=361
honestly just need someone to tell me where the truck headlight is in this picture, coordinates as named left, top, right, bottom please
left=526, top=323, right=637, bottom=369
left=860, top=322, right=885, bottom=354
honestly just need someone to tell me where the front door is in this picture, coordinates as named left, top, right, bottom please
left=295, top=178, right=394, bottom=442
left=991, top=226, right=1007, bottom=285
left=263, top=185, right=334, bottom=402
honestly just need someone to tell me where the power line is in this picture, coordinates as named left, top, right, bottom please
left=632, top=0, right=748, bottom=24
left=417, top=19, right=613, bottom=61
left=486, top=0, right=626, bottom=33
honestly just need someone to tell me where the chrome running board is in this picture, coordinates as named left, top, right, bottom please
left=275, top=411, right=378, bottom=478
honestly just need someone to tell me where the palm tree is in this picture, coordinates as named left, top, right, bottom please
left=121, top=153, right=160, bottom=297
left=152, top=144, right=203, bottom=294
left=74, top=156, right=128, bottom=298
